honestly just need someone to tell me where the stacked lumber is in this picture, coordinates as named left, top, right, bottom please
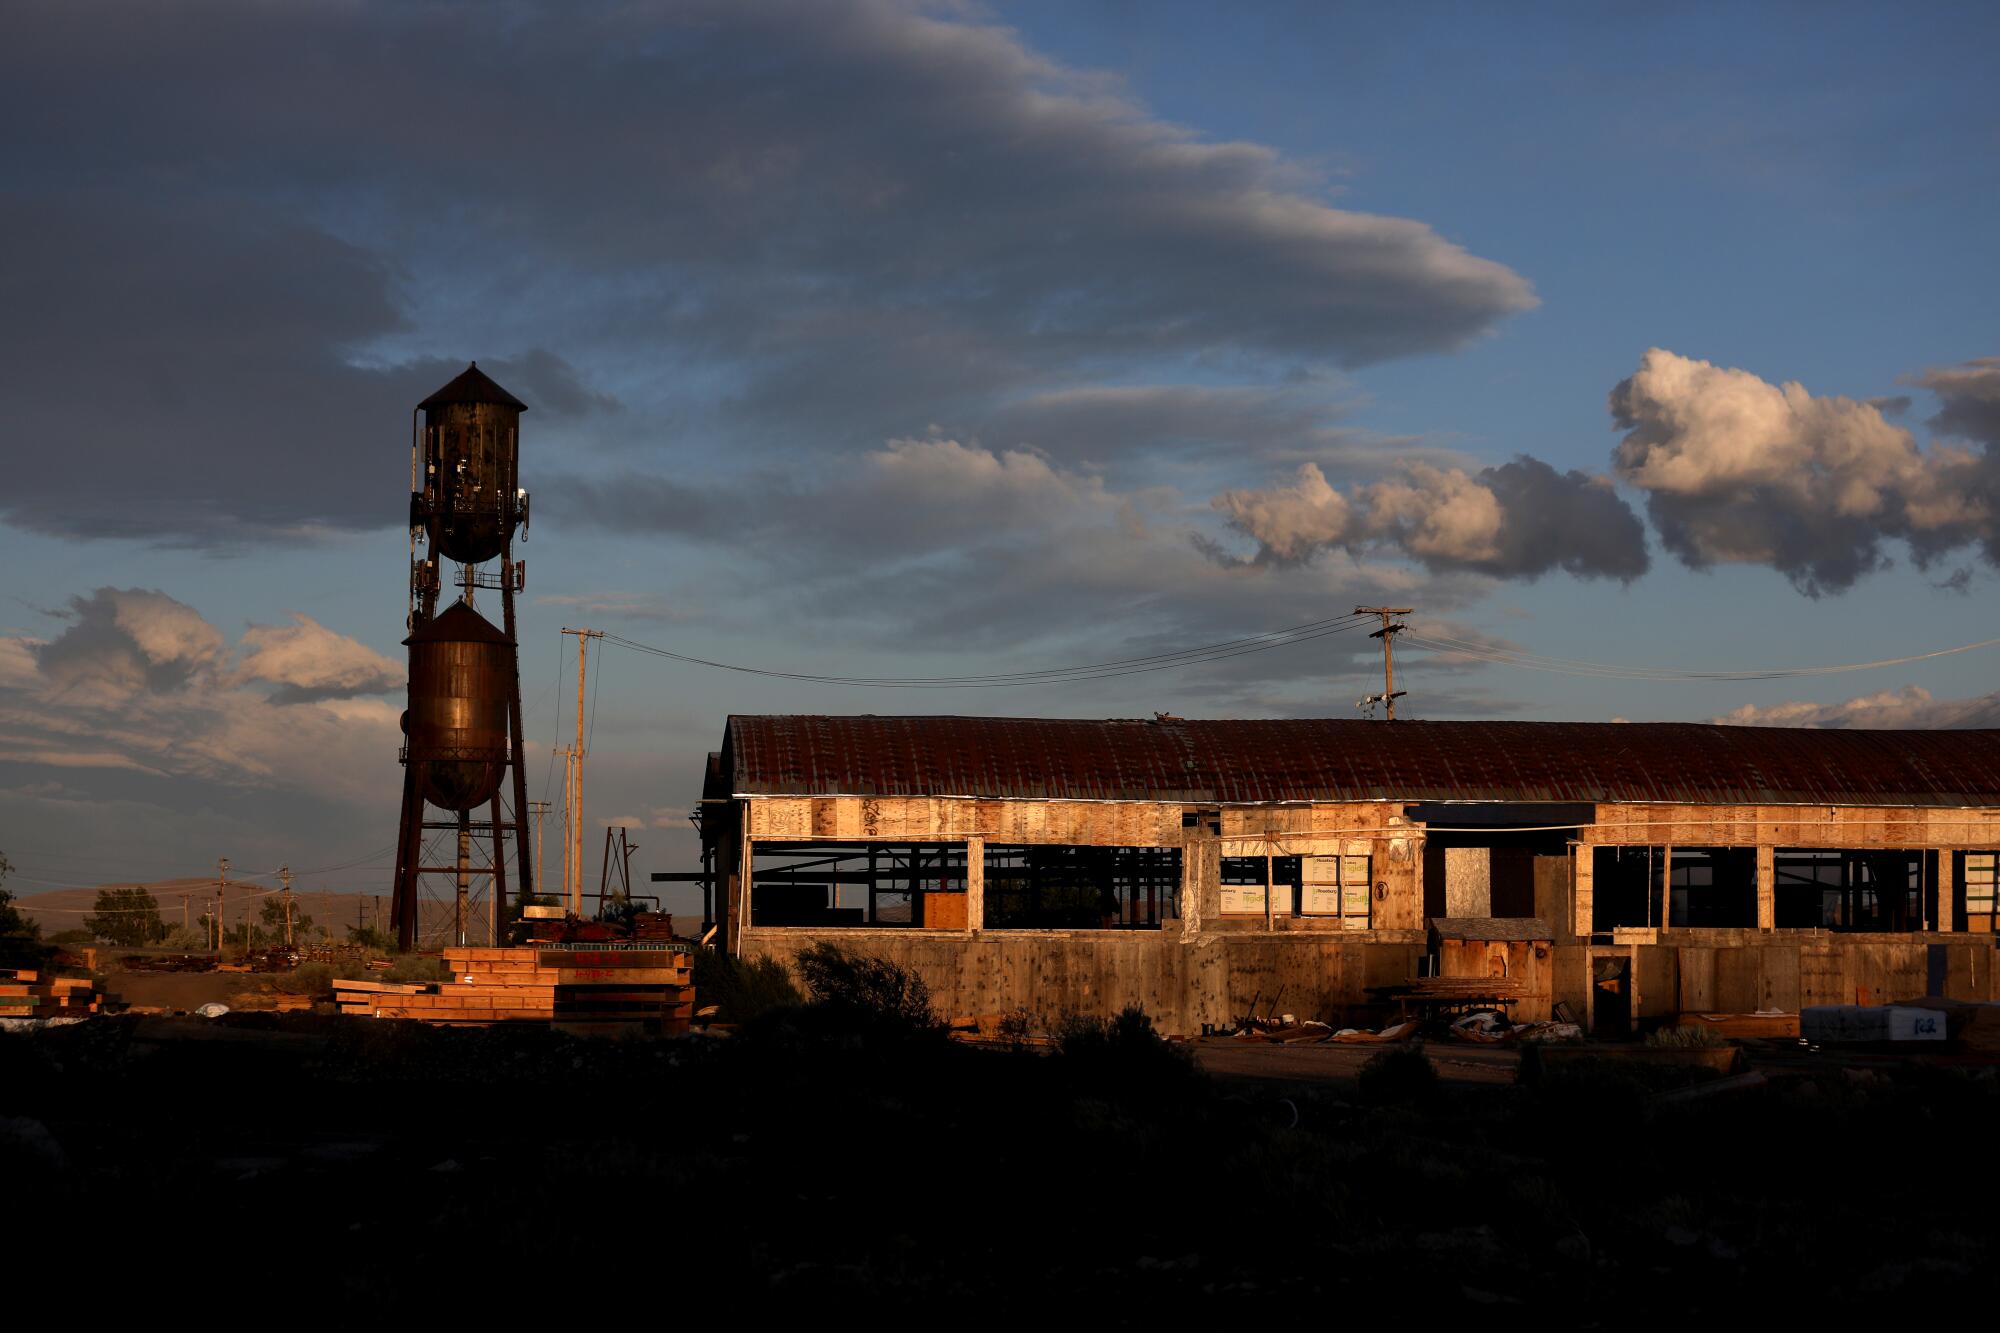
left=332, top=945, right=694, bottom=1034
left=1411, top=976, right=1526, bottom=997
left=631, top=912, right=676, bottom=941
left=0, top=968, right=101, bottom=1020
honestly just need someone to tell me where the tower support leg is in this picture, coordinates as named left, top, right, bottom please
left=392, top=763, right=426, bottom=952
left=501, top=548, right=534, bottom=915
left=489, top=792, right=509, bottom=947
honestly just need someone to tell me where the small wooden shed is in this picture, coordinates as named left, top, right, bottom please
left=1430, top=917, right=1555, bottom=1022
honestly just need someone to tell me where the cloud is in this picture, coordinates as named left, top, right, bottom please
left=1711, top=685, right=2000, bottom=730
left=0, top=192, right=604, bottom=546
left=1912, top=356, right=2000, bottom=449
left=235, top=613, right=402, bottom=704
left=0, top=0, right=1533, bottom=547
left=2, top=589, right=403, bottom=800
left=1209, top=456, right=1648, bottom=579
left=33, top=589, right=227, bottom=700
left=1609, top=348, right=1987, bottom=594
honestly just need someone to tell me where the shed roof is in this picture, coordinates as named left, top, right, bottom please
left=723, top=715, right=2000, bottom=808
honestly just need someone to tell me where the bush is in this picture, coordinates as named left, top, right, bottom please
left=381, top=954, right=449, bottom=985
left=1645, top=1024, right=1731, bottom=1049
left=794, top=943, right=940, bottom=1031
left=1052, top=1006, right=1198, bottom=1087
left=1357, top=1044, right=1440, bottom=1106
left=274, top=962, right=335, bottom=996
left=159, top=925, right=207, bottom=951
left=691, top=947, right=802, bottom=1023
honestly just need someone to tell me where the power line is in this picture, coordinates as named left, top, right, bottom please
left=1400, top=631, right=2000, bottom=682
left=599, top=612, right=1376, bottom=687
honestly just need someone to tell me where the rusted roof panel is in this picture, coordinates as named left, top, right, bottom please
left=724, top=715, right=2000, bottom=808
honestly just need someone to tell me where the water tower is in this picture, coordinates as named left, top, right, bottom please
left=390, top=363, right=537, bottom=951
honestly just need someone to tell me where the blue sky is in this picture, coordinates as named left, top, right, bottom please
left=3, top=1, right=1997, bottom=914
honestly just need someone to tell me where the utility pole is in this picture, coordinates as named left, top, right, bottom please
left=280, top=865, right=294, bottom=947
left=561, top=628, right=603, bottom=917
left=528, top=800, right=551, bottom=906
left=216, top=858, right=230, bottom=953
left=1354, top=606, right=1412, bottom=720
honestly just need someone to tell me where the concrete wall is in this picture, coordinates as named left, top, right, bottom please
left=721, top=795, right=2000, bottom=1032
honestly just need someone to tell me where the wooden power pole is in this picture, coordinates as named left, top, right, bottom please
left=280, top=865, right=294, bottom=947
left=561, top=628, right=603, bottom=917
left=528, top=800, right=552, bottom=908
left=216, top=857, right=230, bottom=952
left=1354, top=606, right=1411, bottom=720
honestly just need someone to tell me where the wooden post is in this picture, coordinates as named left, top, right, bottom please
left=733, top=820, right=753, bottom=954
left=1572, top=841, right=1593, bottom=938
left=1660, top=845, right=1672, bottom=934
left=1938, top=850, right=1956, bottom=933
left=1756, top=845, right=1775, bottom=931
left=965, top=836, right=985, bottom=933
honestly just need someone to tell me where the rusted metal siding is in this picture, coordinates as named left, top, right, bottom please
left=725, top=715, right=2000, bottom=808
left=416, top=363, right=525, bottom=566
left=404, top=601, right=512, bottom=810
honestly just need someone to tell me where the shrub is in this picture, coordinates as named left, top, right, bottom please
left=381, top=954, right=449, bottom=985
left=691, top=947, right=803, bottom=1023
left=794, top=943, right=940, bottom=1031
left=1357, top=1044, right=1440, bottom=1106
left=1049, top=1007, right=1200, bottom=1094
left=273, top=962, right=335, bottom=997
left=1645, top=1024, right=1731, bottom=1049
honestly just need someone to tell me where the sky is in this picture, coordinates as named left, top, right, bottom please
left=3, top=0, right=1999, bottom=916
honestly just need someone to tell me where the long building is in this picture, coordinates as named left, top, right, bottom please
left=698, top=715, right=2000, bottom=1033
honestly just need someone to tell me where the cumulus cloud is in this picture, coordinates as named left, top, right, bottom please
left=235, top=613, right=402, bottom=704
left=33, top=589, right=227, bottom=700
left=1912, top=356, right=2000, bottom=449
left=1609, top=348, right=1987, bottom=593
left=1711, top=685, right=2000, bottom=730
left=1210, top=456, right=1648, bottom=579
left=1, top=589, right=402, bottom=799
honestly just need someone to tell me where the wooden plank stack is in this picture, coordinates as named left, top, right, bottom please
left=332, top=945, right=694, bottom=1035
left=0, top=968, right=101, bottom=1020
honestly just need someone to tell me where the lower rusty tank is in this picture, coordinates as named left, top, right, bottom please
left=403, top=600, right=513, bottom=811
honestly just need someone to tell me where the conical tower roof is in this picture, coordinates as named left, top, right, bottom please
left=404, top=599, right=511, bottom=647
left=418, top=362, right=527, bottom=412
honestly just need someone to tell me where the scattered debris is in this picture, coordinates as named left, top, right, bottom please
left=1447, top=1011, right=1580, bottom=1044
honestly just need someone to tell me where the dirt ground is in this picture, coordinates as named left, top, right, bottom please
left=1191, top=1037, right=1520, bottom=1085
left=100, top=969, right=280, bottom=1012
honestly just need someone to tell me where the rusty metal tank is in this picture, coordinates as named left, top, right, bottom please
left=413, top=363, right=527, bottom=565
left=402, top=600, right=513, bottom=810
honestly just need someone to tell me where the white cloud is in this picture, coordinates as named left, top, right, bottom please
left=2, top=588, right=402, bottom=801
left=1710, top=684, right=2000, bottom=730
left=234, top=613, right=401, bottom=703
left=1209, top=456, right=1647, bottom=580
left=1610, top=348, right=1987, bottom=592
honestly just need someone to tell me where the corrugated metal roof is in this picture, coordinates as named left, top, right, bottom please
left=724, top=715, right=2000, bottom=808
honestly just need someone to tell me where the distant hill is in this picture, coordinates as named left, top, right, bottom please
left=14, top=879, right=508, bottom=949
